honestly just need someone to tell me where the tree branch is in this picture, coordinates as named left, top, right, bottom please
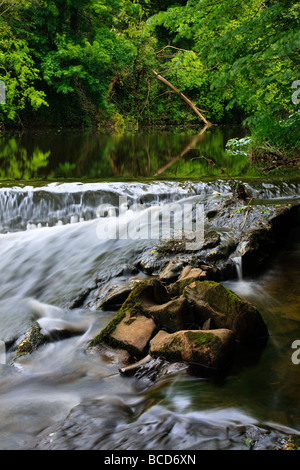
left=0, top=1, right=16, bottom=16
left=156, top=45, right=193, bottom=56
left=152, top=69, right=211, bottom=126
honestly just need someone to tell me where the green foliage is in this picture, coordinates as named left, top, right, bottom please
left=0, top=0, right=136, bottom=126
left=250, top=112, right=300, bottom=150
left=0, top=2, right=48, bottom=123
left=0, top=136, right=50, bottom=179
left=148, top=0, right=300, bottom=124
left=0, top=0, right=299, bottom=137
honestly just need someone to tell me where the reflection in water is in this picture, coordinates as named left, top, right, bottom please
left=0, top=137, right=50, bottom=180
left=0, top=126, right=255, bottom=181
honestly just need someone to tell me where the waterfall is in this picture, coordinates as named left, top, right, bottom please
left=233, top=256, right=243, bottom=281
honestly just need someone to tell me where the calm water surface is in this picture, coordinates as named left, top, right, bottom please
left=0, top=126, right=253, bottom=181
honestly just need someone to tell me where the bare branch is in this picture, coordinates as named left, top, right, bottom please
left=156, top=45, right=193, bottom=56
left=0, top=1, right=16, bottom=17
left=152, top=69, right=211, bottom=126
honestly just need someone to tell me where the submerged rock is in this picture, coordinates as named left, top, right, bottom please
left=14, top=325, right=47, bottom=359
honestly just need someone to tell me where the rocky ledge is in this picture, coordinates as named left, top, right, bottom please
left=89, top=277, right=269, bottom=378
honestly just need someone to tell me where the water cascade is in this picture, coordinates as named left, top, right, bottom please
left=0, top=179, right=299, bottom=450
left=232, top=255, right=243, bottom=281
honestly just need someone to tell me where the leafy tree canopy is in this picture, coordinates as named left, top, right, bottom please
left=148, top=0, right=300, bottom=121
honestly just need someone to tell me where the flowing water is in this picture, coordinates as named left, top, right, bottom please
left=0, top=128, right=299, bottom=450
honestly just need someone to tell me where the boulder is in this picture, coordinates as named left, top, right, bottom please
left=183, top=280, right=269, bottom=342
left=14, top=325, right=47, bottom=359
left=149, top=329, right=235, bottom=370
left=159, top=259, right=183, bottom=283
left=96, top=283, right=134, bottom=311
left=168, top=264, right=219, bottom=296
left=110, top=312, right=157, bottom=358
left=89, top=278, right=269, bottom=376
left=89, top=279, right=170, bottom=356
left=144, top=296, right=195, bottom=333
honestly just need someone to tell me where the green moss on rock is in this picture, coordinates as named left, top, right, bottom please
left=15, top=326, right=46, bottom=359
left=149, top=329, right=235, bottom=369
left=184, top=281, right=269, bottom=342
left=89, top=279, right=169, bottom=349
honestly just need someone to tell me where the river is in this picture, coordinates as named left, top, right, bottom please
left=0, top=127, right=299, bottom=450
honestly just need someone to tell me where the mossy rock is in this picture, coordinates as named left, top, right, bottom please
left=89, top=278, right=198, bottom=356
left=183, top=281, right=269, bottom=342
left=109, top=312, right=158, bottom=358
left=149, top=329, right=235, bottom=370
left=145, top=296, right=195, bottom=333
left=15, top=325, right=47, bottom=359
left=89, top=279, right=170, bottom=352
left=168, top=264, right=220, bottom=297
left=96, top=284, right=134, bottom=311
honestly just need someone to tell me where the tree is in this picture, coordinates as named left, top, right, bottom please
left=148, top=0, right=300, bottom=123
left=0, top=1, right=48, bottom=124
left=0, top=0, right=136, bottom=126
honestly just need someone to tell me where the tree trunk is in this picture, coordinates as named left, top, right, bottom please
left=152, top=69, right=211, bottom=126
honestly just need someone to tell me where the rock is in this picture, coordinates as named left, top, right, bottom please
left=202, top=230, right=221, bottom=249
left=89, top=278, right=196, bottom=357
left=183, top=281, right=269, bottom=342
left=89, top=279, right=170, bottom=357
left=110, top=312, right=157, bottom=358
left=69, top=287, right=92, bottom=309
left=96, top=284, right=134, bottom=311
left=149, top=329, right=235, bottom=370
left=14, top=325, right=47, bottom=359
left=89, top=277, right=269, bottom=377
left=144, top=296, right=195, bottom=333
left=93, top=344, right=131, bottom=366
left=179, top=266, right=207, bottom=281
left=159, top=259, right=183, bottom=283
left=206, top=240, right=238, bottom=263
left=168, top=264, right=219, bottom=297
